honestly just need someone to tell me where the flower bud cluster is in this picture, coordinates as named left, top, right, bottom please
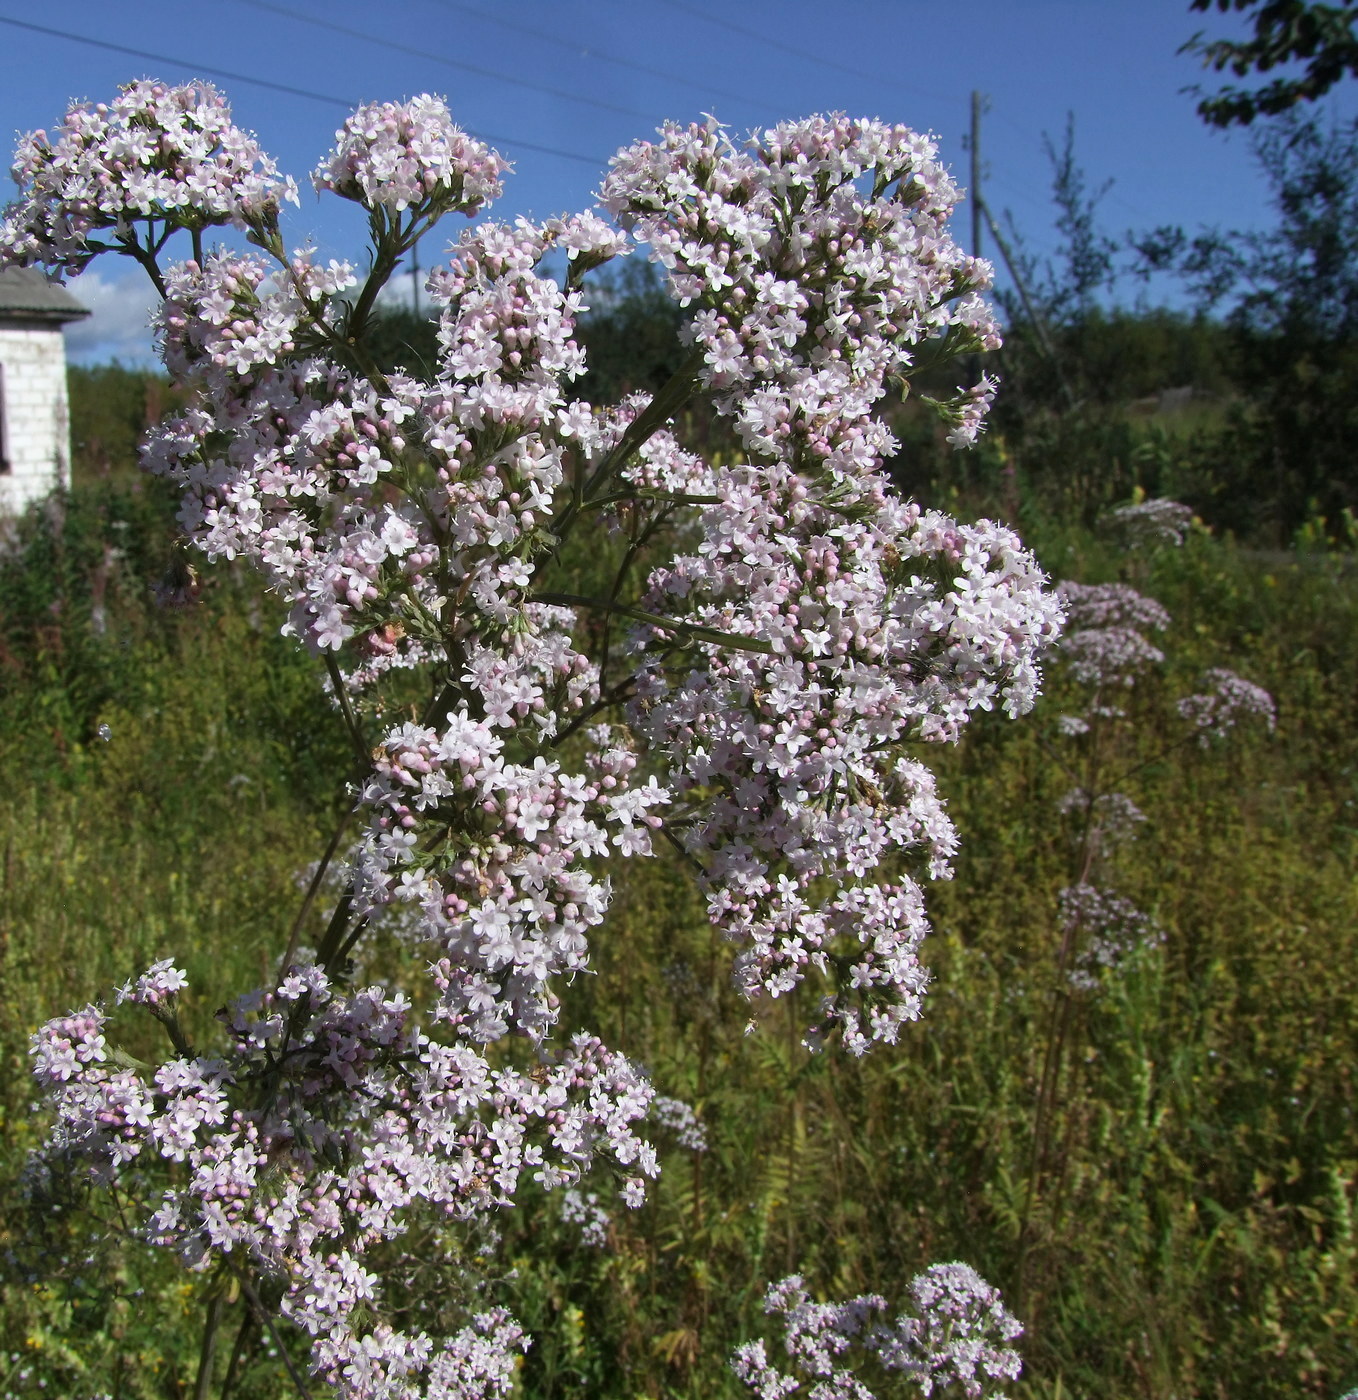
left=115, top=956, right=190, bottom=1007
left=731, top=1264, right=1022, bottom=1400
left=936, top=375, right=1000, bottom=450
left=32, top=965, right=654, bottom=1399
left=0, top=80, right=295, bottom=274
left=156, top=248, right=358, bottom=386
left=314, top=95, right=507, bottom=215
left=602, top=115, right=1001, bottom=473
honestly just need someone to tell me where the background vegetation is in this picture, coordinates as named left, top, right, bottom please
left=1, top=91, right=1357, bottom=1399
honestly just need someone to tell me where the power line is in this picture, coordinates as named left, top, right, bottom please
left=983, top=109, right=1149, bottom=224
left=0, top=16, right=357, bottom=111
left=0, top=14, right=605, bottom=168
left=436, top=1, right=782, bottom=117
left=231, top=0, right=657, bottom=123
left=648, top=0, right=966, bottom=109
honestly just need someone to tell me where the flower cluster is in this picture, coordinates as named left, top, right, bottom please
left=142, top=215, right=616, bottom=672
left=1056, top=581, right=1168, bottom=693
left=353, top=712, right=666, bottom=1041
left=1047, top=576, right=1273, bottom=1004
left=1, top=80, right=295, bottom=275
left=1055, top=789, right=1147, bottom=854
left=936, top=375, right=1000, bottom=450
left=630, top=467, right=1061, bottom=1051
left=142, top=359, right=433, bottom=657
left=1178, top=667, right=1277, bottom=743
left=731, top=1265, right=1022, bottom=1400
left=32, top=964, right=654, bottom=1399
left=155, top=247, right=358, bottom=385
left=115, top=957, right=190, bottom=1007
left=649, top=1094, right=708, bottom=1152
left=1103, top=497, right=1195, bottom=549
left=560, top=1186, right=611, bottom=1247
left=1058, top=884, right=1164, bottom=992
left=314, top=95, right=507, bottom=215
left=603, top=115, right=1000, bottom=475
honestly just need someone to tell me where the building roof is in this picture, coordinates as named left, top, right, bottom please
left=0, top=266, right=90, bottom=325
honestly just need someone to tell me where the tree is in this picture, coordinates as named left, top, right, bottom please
left=1131, top=111, right=1358, bottom=538
left=1135, top=113, right=1358, bottom=337
left=1184, top=0, right=1358, bottom=127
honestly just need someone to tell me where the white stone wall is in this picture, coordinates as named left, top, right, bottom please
left=0, top=325, right=71, bottom=515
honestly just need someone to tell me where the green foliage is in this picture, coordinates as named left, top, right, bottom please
left=994, top=309, right=1235, bottom=414
left=4, top=351, right=1357, bottom=1397
left=364, top=304, right=441, bottom=380
left=68, top=364, right=187, bottom=485
left=574, top=260, right=689, bottom=406
left=486, top=528, right=1358, bottom=1400
left=0, top=460, right=352, bottom=1399
left=1184, top=0, right=1358, bottom=128
left=985, top=109, right=1358, bottom=544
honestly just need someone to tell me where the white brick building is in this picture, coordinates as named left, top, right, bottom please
left=0, top=267, right=89, bottom=515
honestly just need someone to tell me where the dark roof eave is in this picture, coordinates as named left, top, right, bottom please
left=0, top=266, right=90, bottom=323
left=0, top=307, right=92, bottom=327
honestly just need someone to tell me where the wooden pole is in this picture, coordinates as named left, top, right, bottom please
left=971, top=90, right=983, bottom=261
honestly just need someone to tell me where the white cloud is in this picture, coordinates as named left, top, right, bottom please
left=376, top=264, right=430, bottom=315
left=62, top=267, right=159, bottom=366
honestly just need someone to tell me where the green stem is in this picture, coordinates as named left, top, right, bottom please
left=545, top=680, right=635, bottom=752
left=251, top=228, right=395, bottom=394
left=328, top=916, right=372, bottom=974
left=227, top=1262, right=314, bottom=1400
left=315, top=893, right=357, bottom=974
left=120, top=237, right=168, bottom=298
left=278, top=807, right=353, bottom=980
left=220, top=1308, right=257, bottom=1400
left=193, top=1288, right=226, bottom=1400
left=546, top=348, right=705, bottom=563
left=324, top=654, right=370, bottom=769
left=150, top=1004, right=194, bottom=1060
left=533, top=592, right=775, bottom=655
left=581, top=348, right=705, bottom=501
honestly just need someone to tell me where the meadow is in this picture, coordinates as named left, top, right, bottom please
left=0, top=363, right=1353, bottom=1399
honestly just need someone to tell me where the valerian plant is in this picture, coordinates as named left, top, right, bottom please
left=1015, top=525, right=1275, bottom=1292
left=2, top=81, right=1057, bottom=1399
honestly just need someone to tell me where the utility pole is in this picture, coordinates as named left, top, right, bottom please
left=978, top=200, right=1076, bottom=410
left=970, top=90, right=984, bottom=261
left=964, top=93, right=1074, bottom=409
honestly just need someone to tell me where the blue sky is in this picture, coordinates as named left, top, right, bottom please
left=2, top=0, right=1354, bottom=362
